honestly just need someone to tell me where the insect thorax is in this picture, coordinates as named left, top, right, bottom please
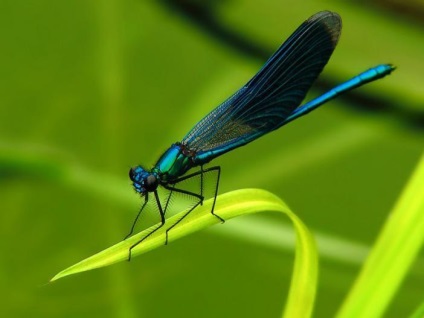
left=154, top=143, right=196, bottom=182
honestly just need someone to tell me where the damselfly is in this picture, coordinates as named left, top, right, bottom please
left=126, top=11, right=394, bottom=259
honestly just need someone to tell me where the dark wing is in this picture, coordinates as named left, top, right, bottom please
left=182, top=11, right=341, bottom=157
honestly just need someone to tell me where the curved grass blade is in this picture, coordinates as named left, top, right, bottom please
left=336, top=153, right=424, bottom=318
left=51, top=188, right=318, bottom=318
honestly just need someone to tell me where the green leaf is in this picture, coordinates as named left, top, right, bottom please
left=336, top=153, right=424, bottom=318
left=51, top=188, right=318, bottom=318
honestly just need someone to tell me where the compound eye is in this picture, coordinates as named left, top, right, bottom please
left=144, top=174, right=158, bottom=191
left=129, top=167, right=136, bottom=181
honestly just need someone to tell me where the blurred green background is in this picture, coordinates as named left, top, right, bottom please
left=0, top=0, right=423, bottom=317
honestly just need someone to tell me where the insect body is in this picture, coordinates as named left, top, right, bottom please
left=127, top=11, right=394, bottom=260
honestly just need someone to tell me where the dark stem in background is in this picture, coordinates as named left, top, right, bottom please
left=371, top=0, right=424, bottom=26
left=159, top=0, right=424, bottom=130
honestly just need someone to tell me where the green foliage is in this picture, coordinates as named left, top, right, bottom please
left=50, top=154, right=424, bottom=317
left=52, top=189, right=318, bottom=318
left=1, top=1, right=423, bottom=317
left=336, top=154, right=424, bottom=317
left=410, top=302, right=424, bottom=318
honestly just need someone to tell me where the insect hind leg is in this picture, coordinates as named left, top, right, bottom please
left=171, top=165, right=225, bottom=223
left=205, top=166, right=224, bottom=223
left=161, top=184, right=204, bottom=243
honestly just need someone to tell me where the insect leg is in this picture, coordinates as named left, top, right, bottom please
left=163, top=187, right=174, bottom=216
left=128, top=190, right=166, bottom=261
left=161, top=184, right=203, bottom=244
left=124, top=193, right=149, bottom=240
left=171, top=166, right=224, bottom=222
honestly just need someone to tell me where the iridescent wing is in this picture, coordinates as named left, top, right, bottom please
left=182, top=11, right=341, bottom=160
